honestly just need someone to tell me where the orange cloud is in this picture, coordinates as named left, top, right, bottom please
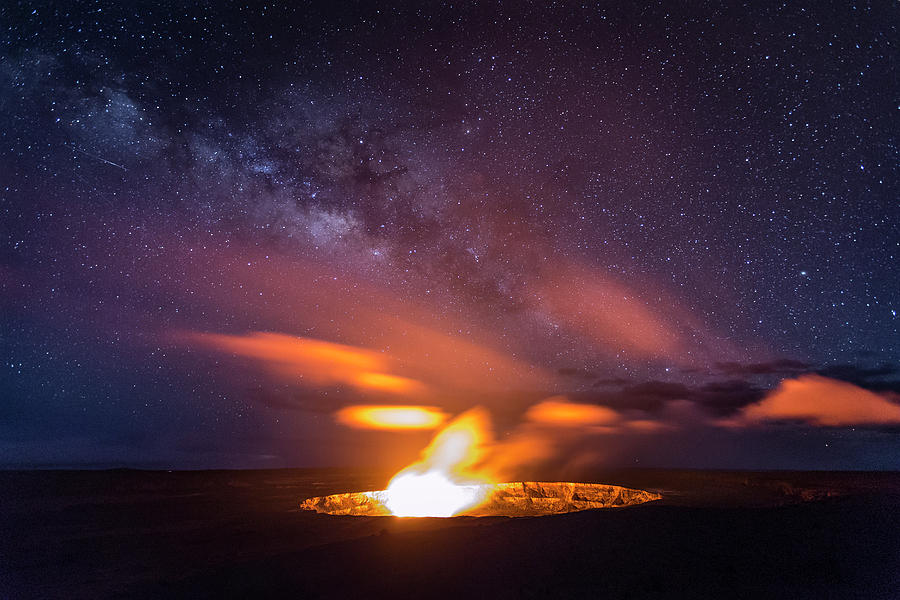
left=528, top=261, right=743, bottom=366
left=189, top=331, right=427, bottom=395
left=334, top=405, right=448, bottom=430
left=163, top=239, right=742, bottom=389
left=525, top=397, right=621, bottom=427
left=352, top=372, right=428, bottom=395
left=734, top=375, right=900, bottom=427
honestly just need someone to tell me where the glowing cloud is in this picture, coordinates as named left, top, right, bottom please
left=526, top=261, right=743, bottom=367
left=335, top=405, right=448, bottom=430
left=188, top=331, right=427, bottom=395
left=734, top=375, right=900, bottom=427
left=525, top=397, right=621, bottom=427
left=351, top=372, right=428, bottom=395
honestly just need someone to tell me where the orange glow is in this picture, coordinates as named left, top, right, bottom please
left=380, top=401, right=628, bottom=516
left=173, top=244, right=555, bottom=394
left=626, top=419, right=671, bottom=433
left=369, top=317, right=552, bottom=393
left=527, top=261, right=743, bottom=366
left=201, top=331, right=380, bottom=371
left=525, top=397, right=620, bottom=427
left=383, top=471, right=485, bottom=518
left=169, top=237, right=743, bottom=398
left=353, top=372, right=427, bottom=395
left=188, top=331, right=427, bottom=395
left=383, top=408, right=493, bottom=517
left=183, top=324, right=551, bottom=398
left=739, top=375, right=900, bottom=427
left=532, top=266, right=683, bottom=360
left=335, top=405, right=448, bottom=430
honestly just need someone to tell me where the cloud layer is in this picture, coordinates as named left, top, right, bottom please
left=735, top=375, right=900, bottom=427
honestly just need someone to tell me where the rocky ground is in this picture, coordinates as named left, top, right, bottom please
left=2, top=469, right=899, bottom=598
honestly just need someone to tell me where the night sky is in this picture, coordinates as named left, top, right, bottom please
left=2, top=1, right=898, bottom=471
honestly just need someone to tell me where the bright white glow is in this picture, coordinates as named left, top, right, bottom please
left=383, top=471, right=486, bottom=517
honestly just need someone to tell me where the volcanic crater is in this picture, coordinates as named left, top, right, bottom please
left=301, top=481, right=662, bottom=517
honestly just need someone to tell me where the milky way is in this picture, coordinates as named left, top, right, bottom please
left=2, top=1, right=897, bottom=469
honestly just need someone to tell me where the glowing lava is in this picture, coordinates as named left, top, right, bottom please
left=381, top=408, right=493, bottom=517
left=383, top=471, right=485, bottom=517
left=300, top=406, right=662, bottom=517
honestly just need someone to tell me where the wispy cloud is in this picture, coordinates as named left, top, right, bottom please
left=525, top=397, right=620, bottom=428
left=188, top=331, right=428, bottom=396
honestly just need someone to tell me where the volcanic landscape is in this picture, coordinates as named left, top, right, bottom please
left=4, top=468, right=900, bottom=599
left=3, top=1, right=898, bottom=598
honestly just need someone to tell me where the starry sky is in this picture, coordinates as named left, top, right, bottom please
left=2, top=1, right=898, bottom=471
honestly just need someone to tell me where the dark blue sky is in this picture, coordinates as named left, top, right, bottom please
left=2, top=1, right=898, bottom=470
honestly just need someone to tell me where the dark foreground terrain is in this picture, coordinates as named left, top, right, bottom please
left=2, top=469, right=899, bottom=599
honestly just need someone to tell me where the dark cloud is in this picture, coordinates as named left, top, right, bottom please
left=815, top=364, right=900, bottom=391
left=619, top=381, right=691, bottom=410
left=709, top=361, right=900, bottom=397
left=714, top=360, right=811, bottom=377
left=694, top=380, right=767, bottom=417
left=573, top=381, right=689, bottom=413
left=557, top=367, right=598, bottom=380
left=574, top=378, right=766, bottom=418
